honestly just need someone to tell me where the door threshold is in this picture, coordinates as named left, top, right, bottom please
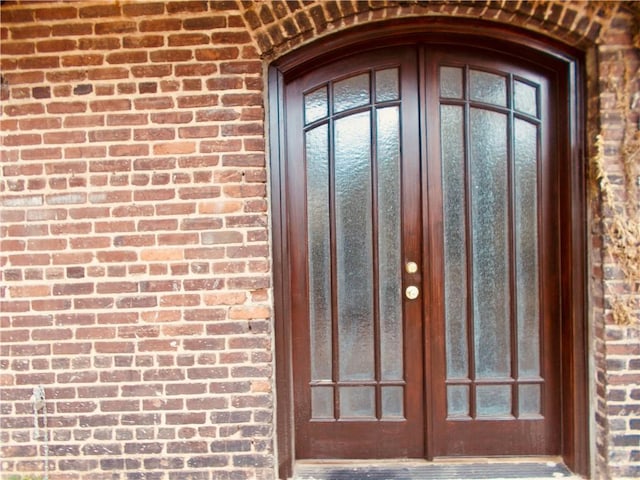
left=292, top=457, right=580, bottom=479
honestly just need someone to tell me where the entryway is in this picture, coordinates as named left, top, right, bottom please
left=270, top=23, right=588, bottom=479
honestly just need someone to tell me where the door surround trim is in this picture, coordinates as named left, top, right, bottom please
left=268, top=18, right=588, bottom=480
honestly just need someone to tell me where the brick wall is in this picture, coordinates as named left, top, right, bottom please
left=1, top=2, right=273, bottom=479
left=0, top=1, right=638, bottom=479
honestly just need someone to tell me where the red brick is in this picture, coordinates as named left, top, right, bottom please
left=34, top=6, right=78, bottom=21
left=131, top=64, right=173, bottom=78
left=153, top=142, right=196, bottom=155
left=134, top=97, right=174, bottom=110
left=1, top=239, right=26, bottom=252
left=104, top=114, right=146, bottom=126
left=79, top=38, right=121, bottom=50
left=0, top=42, right=35, bottom=56
left=89, top=129, right=131, bottom=142
left=123, top=2, right=166, bottom=16
left=139, top=18, right=182, bottom=32
left=47, top=102, right=87, bottom=114
left=150, top=49, right=194, bottom=63
left=27, top=238, right=67, bottom=251
left=90, top=99, right=131, bottom=113
left=1, top=160, right=28, bottom=177
left=221, top=93, right=263, bottom=107
left=17, top=55, right=59, bottom=70
left=61, top=116, right=102, bottom=130
left=52, top=23, right=93, bottom=37
left=37, top=39, right=77, bottom=53
left=175, top=63, right=218, bottom=77
left=61, top=54, right=104, bottom=67
left=176, top=94, right=218, bottom=108
left=168, top=33, right=210, bottom=46
left=123, top=35, right=165, bottom=49
left=79, top=4, right=121, bottom=18
left=109, top=144, right=149, bottom=157
left=106, top=51, right=148, bottom=64
left=95, top=21, right=137, bottom=35
left=65, top=146, right=106, bottom=159
left=11, top=25, right=52, bottom=40
left=133, top=128, right=175, bottom=141
left=68, top=207, right=110, bottom=219
left=2, top=133, right=41, bottom=147
left=220, top=60, right=262, bottom=74
left=1, top=8, right=35, bottom=23
left=150, top=112, right=193, bottom=124
left=4, top=103, right=45, bottom=117
left=183, top=16, right=226, bottom=30
left=88, top=67, right=129, bottom=80
left=195, top=47, right=239, bottom=61
left=178, top=125, right=219, bottom=138
left=43, top=131, right=86, bottom=144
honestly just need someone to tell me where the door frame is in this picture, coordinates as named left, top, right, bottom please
left=268, top=18, right=588, bottom=479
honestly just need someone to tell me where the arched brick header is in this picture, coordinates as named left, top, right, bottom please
left=240, top=0, right=636, bottom=58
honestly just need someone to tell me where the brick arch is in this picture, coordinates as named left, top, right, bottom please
left=240, top=0, right=621, bottom=58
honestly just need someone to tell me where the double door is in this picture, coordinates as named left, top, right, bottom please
left=284, top=45, right=561, bottom=459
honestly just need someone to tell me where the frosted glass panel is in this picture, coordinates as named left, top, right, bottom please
left=305, top=86, right=328, bottom=124
left=340, top=386, right=375, bottom=418
left=519, top=384, right=541, bottom=415
left=514, top=80, right=538, bottom=117
left=440, top=66, right=463, bottom=99
left=335, top=112, right=375, bottom=381
left=311, top=386, right=334, bottom=419
left=447, top=385, right=469, bottom=416
left=470, top=70, right=506, bottom=107
left=375, top=68, right=399, bottom=102
left=306, top=125, right=333, bottom=381
left=441, top=105, right=468, bottom=379
left=382, top=386, right=404, bottom=418
left=377, top=107, right=403, bottom=381
left=476, top=385, right=511, bottom=417
left=470, top=108, right=510, bottom=379
left=515, top=119, right=540, bottom=377
left=334, top=73, right=370, bottom=113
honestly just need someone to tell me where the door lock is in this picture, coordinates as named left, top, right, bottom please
left=405, top=285, right=419, bottom=300
left=405, top=261, right=418, bottom=274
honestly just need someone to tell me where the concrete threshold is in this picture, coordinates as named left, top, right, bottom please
left=292, top=457, right=583, bottom=479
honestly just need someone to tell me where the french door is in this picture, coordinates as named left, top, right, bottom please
left=283, top=44, right=561, bottom=460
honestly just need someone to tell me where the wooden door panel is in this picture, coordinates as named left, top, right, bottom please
left=286, top=47, right=424, bottom=459
left=425, top=47, right=561, bottom=457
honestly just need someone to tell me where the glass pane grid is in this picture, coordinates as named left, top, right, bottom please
left=304, top=85, right=328, bottom=124
left=445, top=380, right=544, bottom=419
left=469, top=69, right=507, bottom=106
left=333, top=72, right=371, bottom=113
left=440, top=66, right=463, bottom=99
left=308, top=68, right=406, bottom=422
left=375, top=68, right=400, bottom=102
left=514, top=79, right=539, bottom=117
left=441, top=62, right=543, bottom=422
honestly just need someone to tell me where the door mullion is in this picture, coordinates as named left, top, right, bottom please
left=462, top=65, right=477, bottom=420
left=507, top=74, right=520, bottom=419
left=328, top=81, right=340, bottom=421
left=371, top=99, right=383, bottom=421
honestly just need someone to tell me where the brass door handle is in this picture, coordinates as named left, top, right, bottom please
left=405, top=285, right=419, bottom=300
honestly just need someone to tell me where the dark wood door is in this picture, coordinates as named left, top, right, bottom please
left=286, top=48, right=424, bottom=459
left=284, top=44, right=561, bottom=460
left=424, top=47, right=561, bottom=457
